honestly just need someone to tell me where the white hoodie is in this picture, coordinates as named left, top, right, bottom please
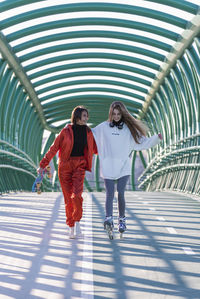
left=92, top=121, right=160, bottom=180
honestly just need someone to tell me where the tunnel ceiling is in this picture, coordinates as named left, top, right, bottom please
left=0, top=0, right=199, bottom=133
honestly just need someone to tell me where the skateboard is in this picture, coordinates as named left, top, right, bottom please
left=32, top=166, right=51, bottom=194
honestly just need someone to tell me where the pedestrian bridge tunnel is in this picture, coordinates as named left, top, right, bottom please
left=0, top=1, right=199, bottom=195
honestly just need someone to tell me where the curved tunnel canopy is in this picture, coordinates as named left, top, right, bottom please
left=0, top=0, right=200, bottom=195
left=0, top=0, right=199, bottom=131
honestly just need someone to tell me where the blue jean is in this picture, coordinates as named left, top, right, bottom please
left=104, top=175, right=129, bottom=218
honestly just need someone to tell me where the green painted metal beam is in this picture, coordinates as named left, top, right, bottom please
left=29, top=61, right=155, bottom=81
left=14, top=30, right=171, bottom=54
left=32, top=70, right=152, bottom=89
left=141, top=14, right=200, bottom=118
left=19, top=42, right=164, bottom=63
left=0, top=32, right=58, bottom=133
left=0, top=3, right=187, bottom=30
left=7, top=18, right=179, bottom=42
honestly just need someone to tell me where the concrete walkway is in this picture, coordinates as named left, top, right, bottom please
left=0, top=191, right=200, bottom=299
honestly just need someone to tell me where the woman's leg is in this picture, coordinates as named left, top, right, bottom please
left=71, top=158, right=86, bottom=223
left=116, top=175, right=130, bottom=217
left=58, top=164, right=74, bottom=227
left=104, top=178, right=115, bottom=217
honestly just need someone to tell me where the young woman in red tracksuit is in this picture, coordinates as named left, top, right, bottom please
left=38, top=106, right=97, bottom=239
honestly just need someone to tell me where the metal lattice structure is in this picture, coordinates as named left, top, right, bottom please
left=0, top=0, right=199, bottom=195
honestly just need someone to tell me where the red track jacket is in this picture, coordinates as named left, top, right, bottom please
left=40, top=124, right=97, bottom=171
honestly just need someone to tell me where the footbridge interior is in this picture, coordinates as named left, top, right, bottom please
left=0, top=2, right=200, bottom=299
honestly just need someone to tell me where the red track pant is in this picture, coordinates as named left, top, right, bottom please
left=58, top=157, right=86, bottom=227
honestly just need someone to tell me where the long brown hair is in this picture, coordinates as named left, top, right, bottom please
left=108, top=101, right=148, bottom=143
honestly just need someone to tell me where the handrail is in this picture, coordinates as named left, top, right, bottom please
left=0, top=149, right=37, bottom=170
left=0, top=139, right=35, bottom=164
left=139, top=163, right=200, bottom=188
left=0, top=165, right=52, bottom=191
left=139, top=135, right=200, bottom=178
left=139, top=145, right=200, bottom=181
left=0, top=164, right=36, bottom=177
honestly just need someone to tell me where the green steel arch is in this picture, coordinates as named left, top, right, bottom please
left=0, top=0, right=199, bottom=195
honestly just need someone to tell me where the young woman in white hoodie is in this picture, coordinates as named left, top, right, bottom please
left=92, top=101, right=162, bottom=238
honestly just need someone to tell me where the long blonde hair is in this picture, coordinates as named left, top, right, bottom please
left=108, top=101, right=148, bottom=143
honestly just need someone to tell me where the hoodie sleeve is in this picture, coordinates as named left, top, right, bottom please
left=132, top=134, right=160, bottom=151
left=91, top=122, right=104, bottom=145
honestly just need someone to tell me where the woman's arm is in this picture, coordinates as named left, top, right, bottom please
left=40, top=130, right=63, bottom=168
left=132, top=134, right=161, bottom=151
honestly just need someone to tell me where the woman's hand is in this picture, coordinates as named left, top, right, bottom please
left=158, top=133, right=163, bottom=140
left=37, top=167, right=44, bottom=174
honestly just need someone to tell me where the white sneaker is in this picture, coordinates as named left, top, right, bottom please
left=75, top=221, right=83, bottom=237
left=69, top=226, right=75, bottom=239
